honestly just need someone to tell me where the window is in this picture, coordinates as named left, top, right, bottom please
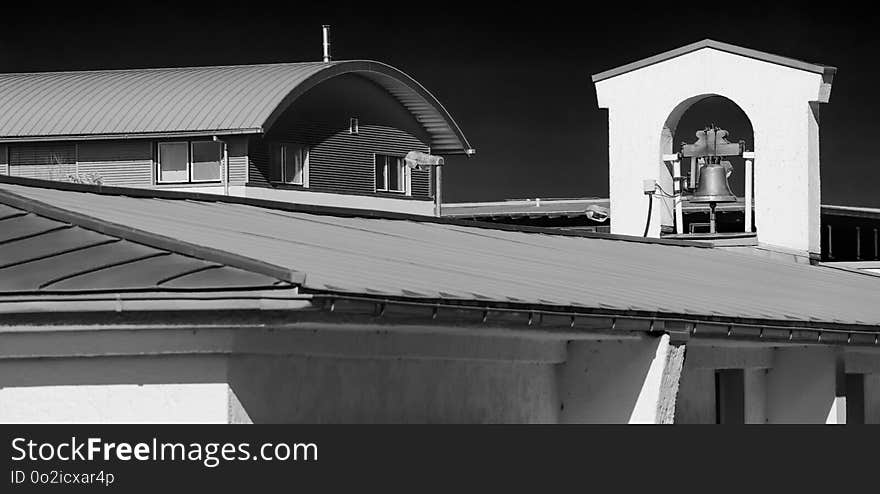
left=375, top=154, right=406, bottom=193
left=349, top=117, right=359, bottom=135
left=8, top=144, right=77, bottom=181
left=191, top=141, right=223, bottom=182
left=270, top=143, right=308, bottom=185
left=157, top=141, right=223, bottom=184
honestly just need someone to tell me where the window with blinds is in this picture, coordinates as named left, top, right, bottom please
left=8, top=144, right=77, bottom=181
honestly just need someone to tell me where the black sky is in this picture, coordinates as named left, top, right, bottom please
left=1, top=3, right=876, bottom=205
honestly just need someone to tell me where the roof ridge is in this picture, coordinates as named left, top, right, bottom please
left=0, top=176, right=711, bottom=248
left=0, top=60, right=343, bottom=77
left=592, top=38, right=836, bottom=83
left=0, top=184, right=305, bottom=285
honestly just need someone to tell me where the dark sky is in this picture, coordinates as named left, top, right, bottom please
left=0, top=3, right=876, bottom=205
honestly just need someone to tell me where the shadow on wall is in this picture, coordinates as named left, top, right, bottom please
left=227, top=355, right=560, bottom=424
left=555, top=338, right=661, bottom=424
left=0, top=334, right=661, bottom=424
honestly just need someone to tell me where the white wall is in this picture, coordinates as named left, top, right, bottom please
left=675, top=367, right=716, bottom=423
left=595, top=48, right=828, bottom=255
left=675, top=345, right=773, bottom=424
left=556, top=336, right=676, bottom=424
left=766, top=347, right=836, bottom=423
left=0, top=384, right=236, bottom=424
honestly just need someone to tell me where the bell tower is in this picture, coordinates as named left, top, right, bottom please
left=593, top=39, right=835, bottom=261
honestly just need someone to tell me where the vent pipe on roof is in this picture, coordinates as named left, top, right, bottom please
left=322, top=25, right=331, bottom=63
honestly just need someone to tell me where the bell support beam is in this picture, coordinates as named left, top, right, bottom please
left=744, top=151, right=755, bottom=233
left=663, top=154, right=685, bottom=234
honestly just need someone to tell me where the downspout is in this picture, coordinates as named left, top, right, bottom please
left=214, top=135, right=229, bottom=196
left=435, top=165, right=442, bottom=217
left=224, top=141, right=229, bottom=196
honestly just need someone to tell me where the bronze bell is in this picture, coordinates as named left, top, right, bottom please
left=691, top=161, right=737, bottom=203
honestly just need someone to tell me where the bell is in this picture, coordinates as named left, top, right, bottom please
left=691, top=161, right=737, bottom=203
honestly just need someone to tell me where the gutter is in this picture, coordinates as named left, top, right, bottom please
left=2, top=290, right=879, bottom=347
left=311, top=293, right=880, bottom=347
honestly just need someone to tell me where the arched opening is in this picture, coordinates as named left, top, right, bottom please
left=660, top=94, right=755, bottom=235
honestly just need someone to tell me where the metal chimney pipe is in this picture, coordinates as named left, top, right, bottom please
left=322, top=25, right=331, bottom=63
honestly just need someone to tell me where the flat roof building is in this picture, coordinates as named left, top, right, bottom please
left=3, top=175, right=880, bottom=423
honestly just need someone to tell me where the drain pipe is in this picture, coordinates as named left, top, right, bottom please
left=213, top=136, right=229, bottom=196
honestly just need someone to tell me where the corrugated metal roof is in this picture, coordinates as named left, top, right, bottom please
left=0, top=60, right=472, bottom=154
left=1, top=179, right=879, bottom=329
left=0, top=201, right=290, bottom=294
left=592, top=39, right=837, bottom=83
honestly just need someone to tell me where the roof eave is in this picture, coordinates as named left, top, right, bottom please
left=591, top=39, right=835, bottom=83
left=0, top=128, right=264, bottom=144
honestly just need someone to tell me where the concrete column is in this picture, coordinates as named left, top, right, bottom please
left=655, top=338, right=687, bottom=424
left=766, top=347, right=837, bottom=424
left=865, top=375, right=880, bottom=424
left=556, top=335, right=685, bottom=424
left=744, top=369, right=768, bottom=424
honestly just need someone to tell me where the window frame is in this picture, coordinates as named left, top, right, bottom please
left=374, top=153, right=409, bottom=195
left=189, top=140, right=224, bottom=184
left=269, top=142, right=309, bottom=187
left=156, top=140, right=224, bottom=185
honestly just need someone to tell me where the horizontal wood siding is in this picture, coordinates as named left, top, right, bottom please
left=0, top=145, right=6, bottom=175
left=226, top=135, right=248, bottom=186
left=411, top=167, right=431, bottom=197
left=253, top=124, right=432, bottom=198
left=248, top=136, right=270, bottom=187
left=77, top=141, right=152, bottom=186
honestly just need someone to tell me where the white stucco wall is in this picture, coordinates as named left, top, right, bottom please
left=766, top=347, right=836, bottom=423
left=556, top=336, right=674, bottom=423
left=0, top=322, right=683, bottom=424
left=595, top=48, right=828, bottom=255
left=865, top=375, right=880, bottom=424
left=675, top=366, right=716, bottom=423
left=744, top=369, right=768, bottom=424
left=0, top=384, right=236, bottom=423
left=675, top=345, right=773, bottom=424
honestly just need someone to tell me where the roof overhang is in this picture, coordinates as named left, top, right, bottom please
left=262, top=60, right=475, bottom=155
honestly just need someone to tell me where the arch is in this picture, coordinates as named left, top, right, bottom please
left=660, top=93, right=755, bottom=156
left=658, top=93, right=755, bottom=233
left=262, top=61, right=475, bottom=155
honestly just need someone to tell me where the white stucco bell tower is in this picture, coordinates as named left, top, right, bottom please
left=593, top=39, right=835, bottom=259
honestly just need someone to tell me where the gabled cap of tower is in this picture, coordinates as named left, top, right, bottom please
left=592, top=39, right=836, bottom=99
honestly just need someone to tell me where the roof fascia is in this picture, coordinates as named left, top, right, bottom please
left=592, top=39, right=836, bottom=83
left=0, top=128, right=263, bottom=144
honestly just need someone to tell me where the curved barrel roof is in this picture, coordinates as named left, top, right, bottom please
left=0, top=60, right=473, bottom=154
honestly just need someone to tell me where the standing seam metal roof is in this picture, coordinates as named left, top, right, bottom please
left=1, top=179, right=879, bottom=330
left=0, top=61, right=473, bottom=154
left=0, top=201, right=291, bottom=294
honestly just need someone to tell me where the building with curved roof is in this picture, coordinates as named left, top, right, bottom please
left=0, top=60, right=474, bottom=215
